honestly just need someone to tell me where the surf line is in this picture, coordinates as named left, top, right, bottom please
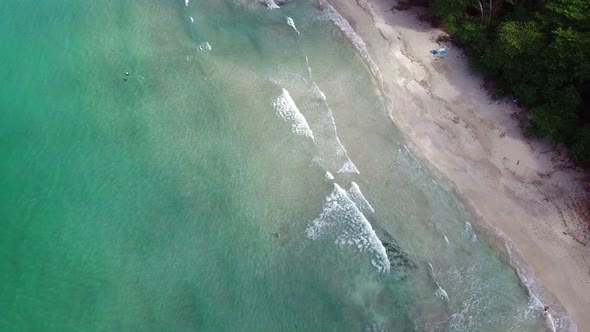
left=266, top=10, right=360, bottom=175
left=428, top=263, right=449, bottom=302
left=296, top=38, right=360, bottom=174
left=321, top=2, right=383, bottom=87
left=286, top=16, right=300, bottom=35
left=306, top=71, right=360, bottom=174
left=265, top=0, right=280, bottom=9
left=306, top=183, right=390, bottom=274
left=272, top=88, right=315, bottom=141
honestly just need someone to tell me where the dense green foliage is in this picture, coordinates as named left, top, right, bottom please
left=426, top=0, right=590, bottom=161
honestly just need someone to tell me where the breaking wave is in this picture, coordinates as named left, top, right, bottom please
left=337, top=159, right=359, bottom=174
left=272, top=88, right=315, bottom=140
left=463, top=221, right=477, bottom=243
left=428, top=263, right=449, bottom=302
left=197, top=42, right=212, bottom=52
left=347, top=182, right=374, bottom=215
left=286, top=17, right=300, bottom=35
left=269, top=66, right=359, bottom=174
left=325, top=171, right=334, bottom=181
left=264, top=0, right=280, bottom=9
left=305, top=183, right=390, bottom=273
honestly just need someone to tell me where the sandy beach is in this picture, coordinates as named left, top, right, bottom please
left=325, top=0, right=590, bottom=330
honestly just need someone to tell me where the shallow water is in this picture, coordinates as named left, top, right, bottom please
left=0, top=0, right=550, bottom=331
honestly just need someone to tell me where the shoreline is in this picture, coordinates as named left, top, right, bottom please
left=324, top=0, right=590, bottom=330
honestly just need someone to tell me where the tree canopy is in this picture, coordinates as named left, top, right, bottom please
left=425, top=0, right=590, bottom=161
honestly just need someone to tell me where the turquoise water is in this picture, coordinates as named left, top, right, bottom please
left=0, top=0, right=551, bottom=331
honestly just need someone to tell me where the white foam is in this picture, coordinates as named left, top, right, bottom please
left=546, top=314, right=557, bottom=332
left=397, top=144, right=428, bottom=182
left=444, top=235, right=450, bottom=245
left=463, top=221, right=477, bottom=243
left=337, top=160, right=359, bottom=174
left=347, top=182, right=374, bottom=215
left=524, top=295, right=558, bottom=331
left=268, top=64, right=358, bottom=175
left=286, top=17, right=300, bottom=35
left=197, top=42, right=212, bottom=52
left=185, top=0, right=189, bottom=6
left=321, top=3, right=383, bottom=84
left=311, top=82, right=326, bottom=101
left=305, top=56, right=313, bottom=78
left=314, top=94, right=359, bottom=174
left=305, top=183, right=390, bottom=273
left=499, top=227, right=571, bottom=331
left=265, top=0, right=280, bottom=9
left=325, top=171, right=334, bottom=181
left=272, top=88, right=315, bottom=140
left=434, top=287, right=449, bottom=301
left=428, top=263, right=449, bottom=302
left=189, top=16, right=194, bottom=23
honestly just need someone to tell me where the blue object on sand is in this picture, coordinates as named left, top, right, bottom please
left=431, top=50, right=438, bottom=55
left=439, top=49, right=448, bottom=55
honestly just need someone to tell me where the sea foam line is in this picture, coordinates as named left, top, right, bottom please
left=325, top=171, right=335, bottom=181
left=321, top=3, right=383, bottom=85
left=311, top=87, right=359, bottom=174
left=264, top=0, right=280, bottom=9
left=268, top=59, right=358, bottom=174
left=463, top=221, right=477, bottom=243
left=286, top=17, right=300, bottom=35
left=501, top=234, right=562, bottom=331
left=308, top=80, right=358, bottom=173
left=272, top=88, right=315, bottom=140
left=347, top=182, right=375, bottom=215
left=308, top=55, right=360, bottom=173
left=322, top=104, right=359, bottom=174
left=305, top=183, right=390, bottom=273
left=197, top=42, right=212, bottom=52
left=428, top=263, right=449, bottom=302
left=305, top=56, right=313, bottom=78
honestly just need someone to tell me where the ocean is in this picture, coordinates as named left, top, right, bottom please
left=0, top=0, right=552, bottom=331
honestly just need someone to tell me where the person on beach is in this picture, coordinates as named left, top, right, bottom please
left=543, top=306, right=550, bottom=316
